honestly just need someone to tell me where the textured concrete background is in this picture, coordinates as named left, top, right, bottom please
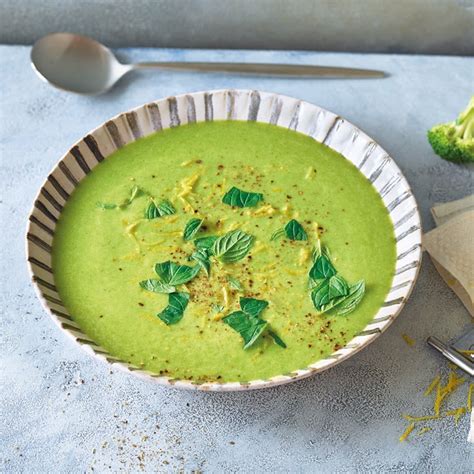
left=1, top=0, right=474, bottom=55
left=1, top=45, right=473, bottom=472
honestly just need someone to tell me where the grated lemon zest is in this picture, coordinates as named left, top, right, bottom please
left=124, top=221, right=141, bottom=251
left=402, top=370, right=470, bottom=441
left=222, top=285, right=229, bottom=306
left=225, top=222, right=240, bottom=232
left=286, top=268, right=306, bottom=276
left=305, top=166, right=314, bottom=180
left=467, top=384, right=473, bottom=411
left=399, top=423, right=415, bottom=442
left=252, top=242, right=267, bottom=254
left=299, top=247, right=311, bottom=266
left=281, top=203, right=292, bottom=216
left=403, top=414, right=440, bottom=422
left=140, top=240, right=166, bottom=248
left=252, top=204, right=278, bottom=217
left=417, top=427, right=432, bottom=436
left=213, top=311, right=225, bottom=321
left=434, top=371, right=465, bottom=416
left=445, top=407, right=467, bottom=425
left=402, top=334, right=415, bottom=347
left=179, top=196, right=194, bottom=213
left=176, top=173, right=201, bottom=204
left=424, top=375, right=440, bottom=396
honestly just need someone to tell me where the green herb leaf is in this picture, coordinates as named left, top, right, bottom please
left=223, top=311, right=268, bottom=349
left=223, top=297, right=285, bottom=350
left=308, top=243, right=365, bottom=315
left=336, top=280, right=366, bottom=315
left=96, top=202, right=117, bottom=210
left=190, top=249, right=211, bottom=276
left=183, top=218, right=203, bottom=241
left=222, top=186, right=264, bottom=208
left=268, top=330, right=287, bottom=348
left=311, top=279, right=332, bottom=311
left=270, top=228, right=285, bottom=242
left=284, top=219, right=308, bottom=241
left=157, top=292, right=190, bottom=325
left=311, top=277, right=364, bottom=314
left=211, top=303, right=225, bottom=314
left=240, top=297, right=268, bottom=318
left=226, top=275, right=244, bottom=292
left=97, top=186, right=143, bottom=211
left=139, top=279, right=176, bottom=294
left=309, top=253, right=336, bottom=281
left=311, top=276, right=349, bottom=313
left=328, top=274, right=349, bottom=299
left=122, top=185, right=141, bottom=207
left=312, top=244, right=331, bottom=262
left=212, top=230, right=254, bottom=263
left=154, top=261, right=201, bottom=285
left=145, top=199, right=176, bottom=219
left=194, top=236, right=218, bottom=251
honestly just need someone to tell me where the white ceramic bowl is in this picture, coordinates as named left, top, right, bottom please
left=27, top=90, right=422, bottom=391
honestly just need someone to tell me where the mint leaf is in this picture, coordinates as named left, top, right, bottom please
left=284, top=219, right=307, bottom=241
left=311, top=279, right=332, bottom=311
left=145, top=199, right=176, bottom=219
left=212, top=230, right=254, bottom=263
left=154, top=261, right=201, bottom=285
left=268, top=330, right=287, bottom=348
left=226, top=275, right=244, bottom=292
left=139, top=279, right=176, bottom=294
left=183, top=218, right=203, bottom=241
left=223, top=297, right=285, bottom=350
left=312, top=245, right=331, bottom=262
left=223, top=311, right=268, bottom=349
left=211, top=303, right=225, bottom=314
left=240, top=297, right=268, bottom=318
left=194, top=236, right=218, bottom=251
left=157, top=292, right=190, bottom=325
left=121, top=185, right=141, bottom=207
left=97, top=185, right=143, bottom=211
left=190, top=248, right=211, bottom=276
left=308, top=243, right=365, bottom=314
left=328, top=274, right=349, bottom=299
left=309, top=253, right=336, bottom=281
left=222, top=186, right=263, bottom=208
left=96, top=202, right=117, bottom=210
left=318, top=280, right=365, bottom=314
left=336, top=280, right=366, bottom=315
left=270, top=228, right=285, bottom=242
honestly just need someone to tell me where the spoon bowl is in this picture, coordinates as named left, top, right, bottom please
left=31, top=33, right=129, bottom=95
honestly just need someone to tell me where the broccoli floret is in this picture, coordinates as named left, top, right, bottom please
left=428, top=96, right=474, bottom=163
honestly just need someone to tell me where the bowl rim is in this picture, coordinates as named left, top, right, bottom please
left=26, top=88, right=423, bottom=391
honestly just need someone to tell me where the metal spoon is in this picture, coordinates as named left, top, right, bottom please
left=31, top=33, right=386, bottom=95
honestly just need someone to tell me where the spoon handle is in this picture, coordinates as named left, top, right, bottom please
left=132, top=61, right=385, bottom=78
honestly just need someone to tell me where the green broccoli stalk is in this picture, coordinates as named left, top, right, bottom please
left=428, top=96, right=474, bottom=163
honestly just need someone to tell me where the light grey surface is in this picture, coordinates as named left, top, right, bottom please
left=1, top=45, right=473, bottom=472
left=1, top=0, right=474, bottom=55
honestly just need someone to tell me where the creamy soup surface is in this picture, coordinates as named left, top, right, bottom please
left=53, top=121, right=396, bottom=383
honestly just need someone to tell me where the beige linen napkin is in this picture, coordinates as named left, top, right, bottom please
left=423, top=195, right=474, bottom=443
left=423, top=195, right=474, bottom=317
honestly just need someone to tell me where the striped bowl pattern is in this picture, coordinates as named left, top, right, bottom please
left=27, top=90, right=422, bottom=391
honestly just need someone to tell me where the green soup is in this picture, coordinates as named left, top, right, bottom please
left=52, top=121, right=396, bottom=383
